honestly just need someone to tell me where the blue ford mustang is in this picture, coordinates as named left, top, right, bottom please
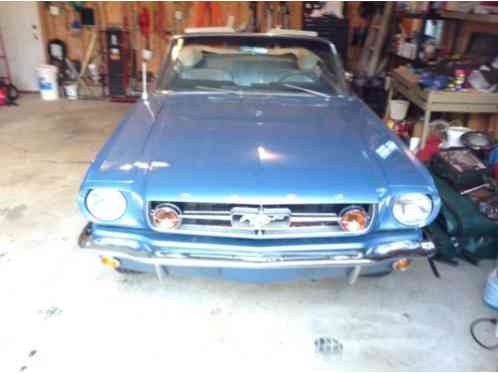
left=78, top=32, right=441, bottom=283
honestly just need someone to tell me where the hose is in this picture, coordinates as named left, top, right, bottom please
left=470, top=317, right=498, bottom=350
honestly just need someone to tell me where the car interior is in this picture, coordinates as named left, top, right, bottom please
left=175, top=45, right=322, bottom=87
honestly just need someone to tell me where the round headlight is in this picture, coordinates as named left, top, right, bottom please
left=151, top=203, right=182, bottom=230
left=339, top=206, right=369, bottom=233
left=85, top=189, right=127, bottom=221
left=392, top=193, right=432, bottom=227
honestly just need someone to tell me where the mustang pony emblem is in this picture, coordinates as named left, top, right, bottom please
left=239, top=213, right=276, bottom=228
left=231, top=207, right=291, bottom=229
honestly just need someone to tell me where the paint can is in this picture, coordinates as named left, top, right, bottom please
left=64, top=82, right=78, bottom=100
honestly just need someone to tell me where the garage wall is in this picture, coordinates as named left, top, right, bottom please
left=0, top=2, right=46, bottom=90
left=38, top=2, right=304, bottom=77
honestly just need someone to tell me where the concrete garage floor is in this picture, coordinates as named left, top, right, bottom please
left=0, top=94, right=496, bottom=372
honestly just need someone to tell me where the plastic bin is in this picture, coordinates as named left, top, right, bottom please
left=484, top=268, right=498, bottom=310
left=389, top=99, right=410, bottom=121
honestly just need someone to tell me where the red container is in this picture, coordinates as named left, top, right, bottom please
left=0, top=86, right=7, bottom=106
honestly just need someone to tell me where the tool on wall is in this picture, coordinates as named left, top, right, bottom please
left=355, top=2, right=394, bottom=77
left=105, top=27, right=136, bottom=102
left=75, top=30, right=99, bottom=98
left=190, top=1, right=224, bottom=28
left=138, top=7, right=152, bottom=60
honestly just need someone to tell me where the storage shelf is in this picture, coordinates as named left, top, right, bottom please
left=389, top=52, right=438, bottom=68
left=390, top=52, right=415, bottom=62
left=394, top=12, right=443, bottom=20
left=438, top=10, right=498, bottom=24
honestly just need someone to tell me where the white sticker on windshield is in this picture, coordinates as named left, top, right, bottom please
left=376, top=140, right=398, bottom=159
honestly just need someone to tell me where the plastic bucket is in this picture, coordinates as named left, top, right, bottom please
left=37, top=64, right=59, bottom=100
left=484, top=268, right=498, bottom=310
left=446, top=126, right=471, bottom=148
left=64, top=82, right=78, bottom=100
left=390, top=99, right=410, bottom=121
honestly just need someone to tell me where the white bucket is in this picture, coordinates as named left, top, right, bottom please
left=446, top=126, right=471, bottom=148
left=64, top=82, right=78, bottom=100
left=36, top=64, right=59, bottom=100
left=390, top=99, right=410, bottom=121
left=389, top=100, right=410, bottom=120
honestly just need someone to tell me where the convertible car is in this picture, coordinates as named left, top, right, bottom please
left=78, top=31, right=441, bottom=283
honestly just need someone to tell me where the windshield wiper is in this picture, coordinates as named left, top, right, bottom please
left=282, top=84, right=331, bottom=98
left=195, top=86, right=242, bottom=95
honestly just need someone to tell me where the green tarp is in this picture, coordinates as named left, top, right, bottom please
left=427, top=173, right=498, bottom=260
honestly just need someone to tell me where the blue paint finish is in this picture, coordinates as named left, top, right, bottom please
left=79, top=94, right=440, bottom=230
left=90, top=223, right=422, bottom=251
left=78, top=34, right=440, bottom=282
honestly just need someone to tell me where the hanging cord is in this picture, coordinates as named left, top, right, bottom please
left=470, top=317, right=498, bottom=350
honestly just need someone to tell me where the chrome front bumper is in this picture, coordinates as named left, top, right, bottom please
left=78, top=223, right=436, bottom=282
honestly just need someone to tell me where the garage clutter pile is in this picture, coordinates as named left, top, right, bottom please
left=351, top=2, right=498, bottom=350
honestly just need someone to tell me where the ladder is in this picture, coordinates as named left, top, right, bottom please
left=0, top=27, right=12, bottom=85
left=355, top=2, right=393, bottom=78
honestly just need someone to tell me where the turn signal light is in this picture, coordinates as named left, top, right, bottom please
left=100, top=256, right=121, bottom=269
left=392, top=258, right=411, bottom=272
left=339, top=207, right=369, bottom=232
left=151, top=203, right=182, bottom=230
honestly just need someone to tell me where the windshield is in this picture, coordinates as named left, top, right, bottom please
left=156, top=35, right=348, bottom=96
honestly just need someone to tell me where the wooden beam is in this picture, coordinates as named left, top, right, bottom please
left=440, top=9, right=498, bottom=24
left=289, top=2, right=303, bottom=30
left=37, top=2, right=49, bottom=63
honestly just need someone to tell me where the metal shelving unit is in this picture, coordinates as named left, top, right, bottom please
left=389, top=11, right=445, bottom=69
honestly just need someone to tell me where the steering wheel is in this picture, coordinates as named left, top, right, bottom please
left=277, top=72, right=316, bottom=83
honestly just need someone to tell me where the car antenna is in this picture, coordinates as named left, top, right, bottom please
left=142, top=61, right=148, bottom=101
left=141, top=61, right=155, bottom=119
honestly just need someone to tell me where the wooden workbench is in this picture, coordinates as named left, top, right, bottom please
left=386, top=67, right=498, bottom=147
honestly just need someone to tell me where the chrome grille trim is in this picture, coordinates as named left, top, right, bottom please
left=148, top=202, right=376, bottom=239
left=180, top=214, right=232, bottom=221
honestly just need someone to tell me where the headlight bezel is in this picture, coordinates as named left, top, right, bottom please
left=150, top=203, right=182, bottom=230
left=339, top=206, right=370, bottom=233
left=392, top=193, right=433, bottom=227
left=85, top=188, right=127, bottom=222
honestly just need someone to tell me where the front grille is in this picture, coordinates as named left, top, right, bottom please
left=148, top=202, right=376, bottom=239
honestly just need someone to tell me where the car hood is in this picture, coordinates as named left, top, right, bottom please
left=139, top=94, right=395, bottom=204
